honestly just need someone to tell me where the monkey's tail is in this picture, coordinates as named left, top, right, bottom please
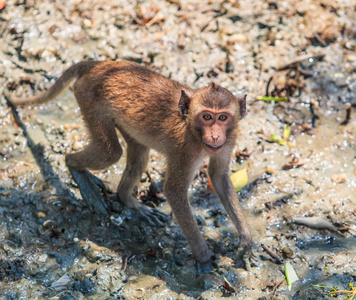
left=6, top=61, right=95, bottom=107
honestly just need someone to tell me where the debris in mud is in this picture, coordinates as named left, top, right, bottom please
left=50, top=273, right=72, bottom=291
left=261, top=244, right=283, bottom=264
left=282, top=156, right=305, bottom=170
left=221, top=276, right=236, bottom=295
left=291, top=217, right=341, bottom=233
left=330, top=173, right=347, bottom=184
left=280, top=245, right=295, bottom=259
left=340, top=103, right=352, bottom=126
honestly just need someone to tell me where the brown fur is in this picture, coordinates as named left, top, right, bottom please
left=9, top=61, right=252, bottom=263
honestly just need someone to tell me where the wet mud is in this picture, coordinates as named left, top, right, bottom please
left=0, top=0, right=355, bottom=299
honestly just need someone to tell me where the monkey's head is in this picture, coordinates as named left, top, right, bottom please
left=179, top=83, right=246, bottom=155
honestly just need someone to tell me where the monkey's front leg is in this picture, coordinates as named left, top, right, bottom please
left=164, top=165, right=212, bottom=272
left=208, top=156, right=253, bottom=270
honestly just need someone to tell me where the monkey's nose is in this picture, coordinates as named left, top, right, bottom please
left=211, top=132, right=219, bottom=140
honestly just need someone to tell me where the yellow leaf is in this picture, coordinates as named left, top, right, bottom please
left=283, top=124, right=290, bottom=140
left=230, top=165, right=248, bottom=192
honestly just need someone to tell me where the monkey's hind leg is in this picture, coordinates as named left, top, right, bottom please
left=66, top=115, right=123, bottom=216
left=68, top=168, right=109, bottom=216
left=117, top=139, right=168, bottom=226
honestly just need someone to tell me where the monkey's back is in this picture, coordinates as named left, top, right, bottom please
left=73, top=61, right=195, bottom=152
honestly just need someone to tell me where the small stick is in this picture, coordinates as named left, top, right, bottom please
left=265, top=75, right=274, bottom=96
left=338, top=224, right=356, bottom=233
left=340, top=103, right=351, bottom=126
left=122, top=252, right=131, bottom=272
left=277, top=53, right=325, bottom=71
left=201, top=9, right=227, bottom=32
left=261, top=244, right=283, bottom=264
left=11, top=159, right=33, bottom=166
left=313, top=33, right=327, bottom=47
left=273, top=279, right=285, bottom=295
left=310, top=99, right=320, bottom=127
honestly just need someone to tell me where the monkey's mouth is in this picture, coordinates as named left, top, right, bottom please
left=205, top=143, right=224, bottom=154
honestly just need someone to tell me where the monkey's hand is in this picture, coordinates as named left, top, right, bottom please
left=69, top=168, right=108, bottom=216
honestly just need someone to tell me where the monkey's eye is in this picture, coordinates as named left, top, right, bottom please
left=219, top=115, right=228, bottom=121
left=203, top=114, right=212, bottom=120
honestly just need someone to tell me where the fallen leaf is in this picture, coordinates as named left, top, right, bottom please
left=230, top=165, right=248, bottom=192
left=51, top=274, right=72, bottom=291
left=282, top=124, right=290, bottom=140
left=207, top=174, right=215, bottom=193
left=254, top=95, right=288, bottom=102
left=285, top=262, right=299, bottom=291
left=270, top=133, right=287, bottom=145
left=270, top=133, right=296, bottom=147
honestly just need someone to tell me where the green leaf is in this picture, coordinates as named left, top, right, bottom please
left=270, top=133, right=296, bottom=147
left=285, top=262, right=299, bottom=291
left=230, top=165, right=248, bottom=192
left=270, top=133, right=287, bottom=145
left=255, top=95, right=288, bottom=102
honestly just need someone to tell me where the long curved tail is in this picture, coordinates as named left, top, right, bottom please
left=7, top=61, right=96, bottom=106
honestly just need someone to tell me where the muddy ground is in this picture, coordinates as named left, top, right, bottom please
left=0, top=0, right=355, bottom=299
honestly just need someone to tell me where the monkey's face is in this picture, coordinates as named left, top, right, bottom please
left=179, top=83, right=247, bottom=155
left=194, top=110, right=235, bottom=155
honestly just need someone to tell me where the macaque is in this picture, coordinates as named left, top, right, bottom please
left=8, top=61, right=252, bottom=268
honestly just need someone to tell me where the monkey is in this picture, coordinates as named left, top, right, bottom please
left=7, top=61, right=252, bottom=269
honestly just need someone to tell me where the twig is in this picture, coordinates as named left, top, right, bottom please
left=122, top=252, right=131, bottom=272
left=338, top=224, right=356, bottom=233
left=277, top=53, right=325, bottom=71
left=265, top=75, right=274, bottom=96
left=309, top=99, right=320, bottom=127
left=273, top=278, right=285, bottom=295
left=201, top=9, right=227, bottom=32
left=313, top=33, right=327, bottom=47
left=11, top=159, right=33, bottom=166
left=340, top=103, right=352, bottom=126
left=261, top=244, right=283, bottom=264
left=296, top=65, right=314, bottom=77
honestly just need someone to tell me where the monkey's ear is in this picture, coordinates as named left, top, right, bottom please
left=178, top=90, right=191, bottom=118
left=238, top=94, right=247, bottom=118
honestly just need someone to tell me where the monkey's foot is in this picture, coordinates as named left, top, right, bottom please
left=197, top=260, right=213, bottom=274
left=135, top=204, right=169, bottom=226
left=236, top=247, right=257, bottom=272
left=69, top=168, right=108, bottom=216
left=119, top=203, right=169, bottom=227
